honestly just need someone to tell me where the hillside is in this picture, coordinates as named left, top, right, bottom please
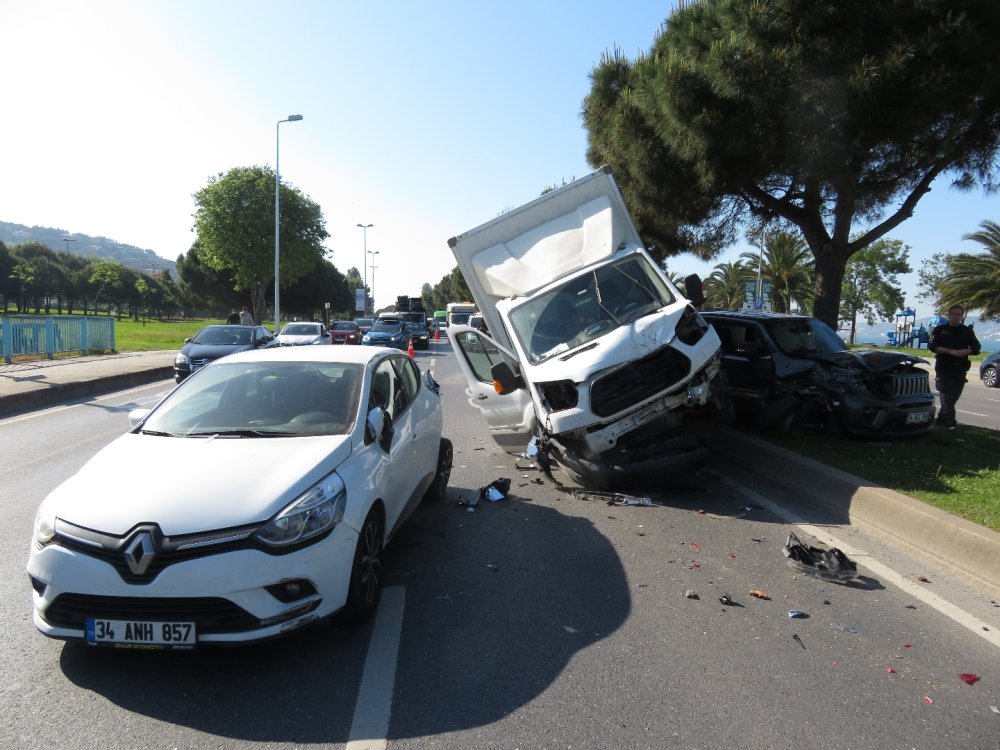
left=0, top=220, right=178, bottom=278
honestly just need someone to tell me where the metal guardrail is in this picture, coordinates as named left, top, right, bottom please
left=0, top=316, right=116, bottom=363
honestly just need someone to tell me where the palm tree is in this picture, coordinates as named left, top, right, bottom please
left=739, top=230, right=815, bottom=313
left=704, top=260, right=754, bottom=310
left=938, top=220, right=1000, bottom=320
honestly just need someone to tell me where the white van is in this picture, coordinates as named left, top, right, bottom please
left=447, top=167, right=728, bottom=488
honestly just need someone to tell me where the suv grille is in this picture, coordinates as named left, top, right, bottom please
left=892, top=372, right=931, bottom=397
left=591, top=346, right=691, bottom=417
left=43, top=594, right=260, bottom=633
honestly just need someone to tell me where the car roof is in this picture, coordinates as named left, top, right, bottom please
left=201, top=324, right=258, bottom=330
left=220, top=344, right=398, bottom=367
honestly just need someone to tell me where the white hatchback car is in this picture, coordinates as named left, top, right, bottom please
left=27, top=345, right=452, bottom=648
left=275, top=321, right=332, bottom=346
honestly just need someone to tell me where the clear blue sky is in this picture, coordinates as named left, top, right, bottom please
left=2, top=0, right=996, bottom=319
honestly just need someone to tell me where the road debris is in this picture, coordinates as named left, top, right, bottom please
left=958, top=673, right=980, bottom=685
left=572, top=489, right=653, bottom=506
left=750, top=589, right=770, bottom=600
left=479, top=477, right=511, bottom=502
left=923, top=696, right=934, bottom=705
left=685, top=589, right=699, bottom=599
left=917, top=575, right=931, bottom=583
left=782, top=532, right=858, bottom=581
left=886, top=667, right=897, bottom=674
left=788, top=610, right=809, bottom=619
left=831, top=626, right=860, bottom=633
left=719, top=594, right=738, bottom=606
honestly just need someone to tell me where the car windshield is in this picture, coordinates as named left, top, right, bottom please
left=405, top=323, right=424, bottom=334
left=355, top=319, right=373, bottom=328
left=508, top=254, right=675, bottom=363
left=333, top=322, right=356, bottom=331
left=764, top=318, right=847, bottom=356
left=372, top=321, right=401, bottom=333
left=141, top=361, right=363, bottom=437
left=192, top=327, right=252, bottom=346
left=280, top=324, right=321, bottom=336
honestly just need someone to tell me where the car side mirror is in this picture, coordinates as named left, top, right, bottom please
left=128, top=408, right=151, bottom=429
left=365, top=406, right=394, bottom=452
left=491, top=361, right=525, bottom=394
left=184, top=338, right=192, bottom=344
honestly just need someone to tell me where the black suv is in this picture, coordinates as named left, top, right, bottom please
left=702, top=310, right=935, bottom=436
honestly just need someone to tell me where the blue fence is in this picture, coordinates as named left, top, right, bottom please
left=0, top=316, right=116, bottom=363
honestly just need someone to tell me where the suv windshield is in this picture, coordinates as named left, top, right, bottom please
left=508, top=254, right=675, bottom=363
left=764, top=317, right=846, bottom=356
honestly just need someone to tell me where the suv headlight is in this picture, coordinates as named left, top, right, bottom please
left=255, top=473, right=347, bottom=547
left=175, top=352, right=190, bottom=367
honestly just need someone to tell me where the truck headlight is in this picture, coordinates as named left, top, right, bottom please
left=537, top=379, right=578, bottom=411
left=255, top=473, right=347, bottom=547
left=676, top=305, right=709, bottom=345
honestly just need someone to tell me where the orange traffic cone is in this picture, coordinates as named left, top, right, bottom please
left=407, top=338, right=415, bottom=358
left=434, top=326, right=440, bottom=342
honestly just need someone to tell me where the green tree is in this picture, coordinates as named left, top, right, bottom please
left=583, top=0, right=1000, bottom=329
left=193, top=165, right=328, bottom=324
left=916, top=251, right=949, bottom=310
left=937, top=220, right=1000, bottom=320
left=739, top=230, right=814, bottom=313
left=89, top=259, right=123, bottom=314
left=839, top=238, right=910, bottom=345
left=704, top=260, right=753, bottom=310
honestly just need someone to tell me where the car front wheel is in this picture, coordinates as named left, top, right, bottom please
left=984, top=365, right=998, bottom=388
left=423, top=438, right=453, bottom=503
left=344, top=506, right=384, bottom=621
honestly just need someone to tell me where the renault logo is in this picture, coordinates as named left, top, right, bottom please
left=124, top=531, right=156, bottom=575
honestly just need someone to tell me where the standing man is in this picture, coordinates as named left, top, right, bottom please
left=239, top=306, right=254, bottom=326
left=226, top=309, right=241, bottom=324
left=928, top=304, right=980, bottom=429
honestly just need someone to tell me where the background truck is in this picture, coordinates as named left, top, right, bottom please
left=395, top=295, right=428, bottom=330
left=446, top=302, right=476, bottom=327
left=446, top=167, right=729, bottom=489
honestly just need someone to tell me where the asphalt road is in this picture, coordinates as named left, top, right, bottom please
left=2, top=342, right=998, bottom=749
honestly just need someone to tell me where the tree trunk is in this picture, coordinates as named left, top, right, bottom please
left=812, top=247, right=849, bottom=330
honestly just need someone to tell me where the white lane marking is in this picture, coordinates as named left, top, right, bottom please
left=723, top=477, right=1000, bottom=650
left=346, top=586, right=405, bottom=750
left=957, top=409, right=988, bottom=417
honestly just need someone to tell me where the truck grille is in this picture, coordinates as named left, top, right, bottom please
left=590, top=346, right=691, bottom=417
left=893, top=372, right=931, bottom=397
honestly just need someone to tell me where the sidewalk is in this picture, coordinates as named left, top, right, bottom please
left=1, top=351, right=998, bottom=599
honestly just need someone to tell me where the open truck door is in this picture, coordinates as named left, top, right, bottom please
left=448, top=325, right=535, bottom=452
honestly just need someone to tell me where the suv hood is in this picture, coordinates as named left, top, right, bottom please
left=39, top=432, right=352, bottom=536
left=448, top=168, right=642, bottom=342
left=808, top=349, right=928, bottom=373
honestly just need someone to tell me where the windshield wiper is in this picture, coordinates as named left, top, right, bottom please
left=187, top=429, right=290, bottom=438
left=140, top=429, right=181, bottom=437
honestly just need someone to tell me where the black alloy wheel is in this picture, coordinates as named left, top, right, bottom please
left=344, top=507, right=384, bottom=620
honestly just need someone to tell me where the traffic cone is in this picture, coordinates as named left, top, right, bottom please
left=434, top=327, right=440, bottom=342
left=407, top=338, right=415, bottom=358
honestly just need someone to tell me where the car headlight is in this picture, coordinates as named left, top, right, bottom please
left=254, top=473, right=347, bottom=547
left=389, top=335, right=400, bottom=342
left=174, top=352, right=190, bottom=367
left=33, top=502, right=57, bottom=546
left=362, top=335, right=371, bottom=343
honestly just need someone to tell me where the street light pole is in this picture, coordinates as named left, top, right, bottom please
left=274, top=113, right=303, bottom=333
left=356, top=223, right=373, bottom=315
left=367, top=250, right=380, bottom=313
left=62, top=236, right=75, bottom=253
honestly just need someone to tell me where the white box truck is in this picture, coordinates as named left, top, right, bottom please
left=447, top=167, right=729, bottom=489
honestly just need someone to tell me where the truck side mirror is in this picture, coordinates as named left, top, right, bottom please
left=490, top=361, right=524, bottom=395
left=684, top=274, right=706, bottom=309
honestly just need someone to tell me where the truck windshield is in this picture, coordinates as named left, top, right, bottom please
left=508, top=254, right=675, bottom=363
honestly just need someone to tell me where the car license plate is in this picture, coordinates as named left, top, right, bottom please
left=906, top=410, right=930, bottom=424
left=86, top=618, right=196, bottom=649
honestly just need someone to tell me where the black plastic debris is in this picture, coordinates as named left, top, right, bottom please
left=479, top=477, right=512, bottom=503
left=572, top=490, right=653, bottom=506
left=782, top=532, right=858, bottom=581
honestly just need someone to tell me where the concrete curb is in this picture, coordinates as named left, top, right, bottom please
left=719, top=427, right=1000, bottom=600
left=0, top=367, right=173, bottom=418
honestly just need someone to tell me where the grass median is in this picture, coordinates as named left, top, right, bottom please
left=762, top=425, right=1000, bottom=532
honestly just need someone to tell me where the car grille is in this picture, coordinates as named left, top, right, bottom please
left=190, top=357, right=212, bottom=372
left=892, top=372, right=932, bottom=397
left=590, top=346, right=692, bottom=417
left=43, top=594, right=260, bottom=633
